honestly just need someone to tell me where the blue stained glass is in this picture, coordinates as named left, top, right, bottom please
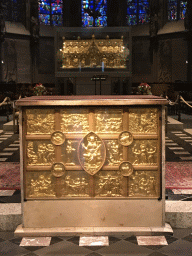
left=51, top=3, right=63, bottom=15
left=52, top=15, right=63, bottom=25
left=168, top=0, right=177, bottom=20
left=82, top=0, right=107, bottom=27
left=39, top=14, right=51, bottom=25
left=138, top=0, right=149, bottom=24
left=180, top=1, right=187, bottom=19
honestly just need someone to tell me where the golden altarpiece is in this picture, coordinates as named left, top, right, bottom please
left=15, top=95, right=170, bottom=236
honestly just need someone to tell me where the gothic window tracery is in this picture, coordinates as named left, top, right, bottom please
left=38, top=0, right=63, bottom=26
left=81, top=0, right=107, bottom=27
left=127, top=0, right=149, bottom=26
left=168, top=0, right=187, bottom=21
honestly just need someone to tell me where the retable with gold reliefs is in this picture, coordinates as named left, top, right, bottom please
left=15, top=95, right=170, bottom=236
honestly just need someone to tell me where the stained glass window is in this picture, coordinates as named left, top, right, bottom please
left=180, top=1, right=187, bottom=19
left=38, top=0, right=63, bottom=26
left=168, top=0, right=187, bottom=20
left=127, top=0, right=149, bottom=26
left=82, top=0, right=107, bottom=27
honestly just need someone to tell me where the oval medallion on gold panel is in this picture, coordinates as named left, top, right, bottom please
left=52, top=162, right=65, bottom=177
left=119, top=161, right=133, bottom=177
left=51, top=131, right=65, bottom=146
left=119, top=131, right=133, bottom=146
left=78, top=132, right=106, bottom=175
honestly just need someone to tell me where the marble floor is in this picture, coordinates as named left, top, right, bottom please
left=0, top=229, right=192, bottom=256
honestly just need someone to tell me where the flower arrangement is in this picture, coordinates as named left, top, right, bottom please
left=33, top=83, right=46, bottom=96
left=137, top=82, right=152, bottom=95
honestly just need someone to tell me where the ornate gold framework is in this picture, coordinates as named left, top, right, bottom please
left=61, top=35, right=129, bottom=69
left=24, top=106, right=160, bottom=199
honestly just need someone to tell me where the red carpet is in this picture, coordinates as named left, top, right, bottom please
left=0, top=163, right=20, bottom=190
left=0, top=162, right=192, bottom=190
left=165, top=162, right=192, bottom=189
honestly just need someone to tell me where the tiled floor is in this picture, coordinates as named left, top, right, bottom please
left=0, top=230, right=192, bottom=256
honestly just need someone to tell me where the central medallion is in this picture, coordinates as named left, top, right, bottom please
left=78, top=132, right=106, bottom=175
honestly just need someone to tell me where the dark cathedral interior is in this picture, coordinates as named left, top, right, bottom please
left=0, top=1, right=192, bottom=256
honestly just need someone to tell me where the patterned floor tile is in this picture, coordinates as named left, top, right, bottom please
left=172, top=228, right=192, bottom=239
left=80, top=236, right=109, bottom=246
left=182, top=234, right=192, bottom=242
left=0, top=232, right=15, bottom=241
left=136, top=236, right=168, bottom=246
left=0, top=158, right=7, bottom=161
left=147, top=252, right=170, bottom=256
left=0, top=190, right=15, bottom=196
left=0, top=240, right=29, bottom=256
left=33, top=240, right=91, bottom=256
left=96, top=239, right=153, bottom=256
left=20, top=237, right=51, bottom=246
left=158, top=239, right=192, bottom=256
left=9, top=237, right=47, bottom=252
left=66, top=236, right=79, bottom=245
left=173, top=151, right=190, bottom=155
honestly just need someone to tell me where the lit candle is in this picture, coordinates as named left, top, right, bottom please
left=102, top=61, right=104, bottom=72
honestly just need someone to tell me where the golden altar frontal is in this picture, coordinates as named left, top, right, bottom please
left=15, top=95, right=169, bottom=236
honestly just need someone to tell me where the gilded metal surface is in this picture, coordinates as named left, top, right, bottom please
left=26, top=109, right=54, bottom=134
left=51, top=131, right=65, bottom=145
left=78, top=132, right=106, bottom=175
left=95, top=171, right=123, bottom=197
left=61, top=171, right=89, bottom=197
left=61, top=140, right=79, bottom=166
left=129, top=171, right=157, bottom=197
left=105, top=140, right=123, bottom=166
left=27, top=141, right=55, bottom=165
left=130, top=140, right=157, bottom=165
left=119, top=162, right=133, bottom=177
left=60, top=109, right=89, bottom=133
left=52, top=163, right=65, bottom=177
left=119, top=131, right=133, bottom=146
left=129, top=108, right=158, bottom=134
left=26, top=172, right=56, bottom=198
left=61, top=35, right=128, bottom=69
left=95, top=109, right=123, bottom=133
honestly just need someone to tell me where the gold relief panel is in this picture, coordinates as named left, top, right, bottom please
left=51, top=131, right=65, bottom=146
left=27, top=141, right=56, bottom=166
left=52, top=162, right=65, bottom=177
left=95, top=171, right=123, bottom=197
left=128, top=171, right=158, bottom=197
left=129, top=140, right=157, bottom=165
left=129, top=108, right=158, bottom=134
left=78, top=132, right=106, bottom=175
left=26, top=109, right=55, bottom=134
left=61, top=140, right=79, bottom=166
left=26, top=172, right=56, bottom=198
left=119, top=131, right=133, bottom=146
left=60, top=109, right=89, bottom=133
left=105, top=140, right=123, bottom=166
left=119, top=162, right=133, bottom=177
left=95, top=108, right=123, bottom=133
left=60, top=171, right=89, bottom=197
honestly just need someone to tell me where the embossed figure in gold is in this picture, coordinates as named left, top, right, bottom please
left=105, top=140, right=123, bottom=165
left=26, top=109, right=54, bottom=134
left=95, top=172, right=123, bottom=197
left=27, top=174, right=56, bottom=198
left=65, top=140, right=76, bottom=165
left=79, top=133, right=105, bottom=175
left=95, top=109, right=123, bottom=133
left=52, top=163, right=65, bottom=177
left=129, top=108, right=158, bottom=134
left=60, top=109, right=89, bottom=133
left=119, top=162, right=133, bottom=176
left=119, top=131, right=133, bottom=146
left=131, top=141, right=157, bottom=165
left=61, top=175, right=89, bottom=197
left=129, top=171, right=157, bottom=197
left=61, top=36, right=128, bottom=69
left=51, top=131, right=65, bottom=145
left=27, top=141, right=55, bottom=166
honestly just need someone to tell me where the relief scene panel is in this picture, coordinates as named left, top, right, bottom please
left=26, top=172, right=56, bottom=198
left=61, top=140, right=79, bottom=166
left=129, top=108, right=158, bottom=134
left=128, top=171, right=158, bottom=197
left=129, top=140, right=158, bottom=165
left=60, top=108, right=89, bottom=133
left=95, top=108, right=123, bottom=133
left=60, top=171, right=90, bottom=197
left=27, top=141, right=56, bottom=166
left=105, top=140, right=123, bottom=166
left=26, top=109, right=55, bottom=134
left=95, top=171, right=124, bottom=197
